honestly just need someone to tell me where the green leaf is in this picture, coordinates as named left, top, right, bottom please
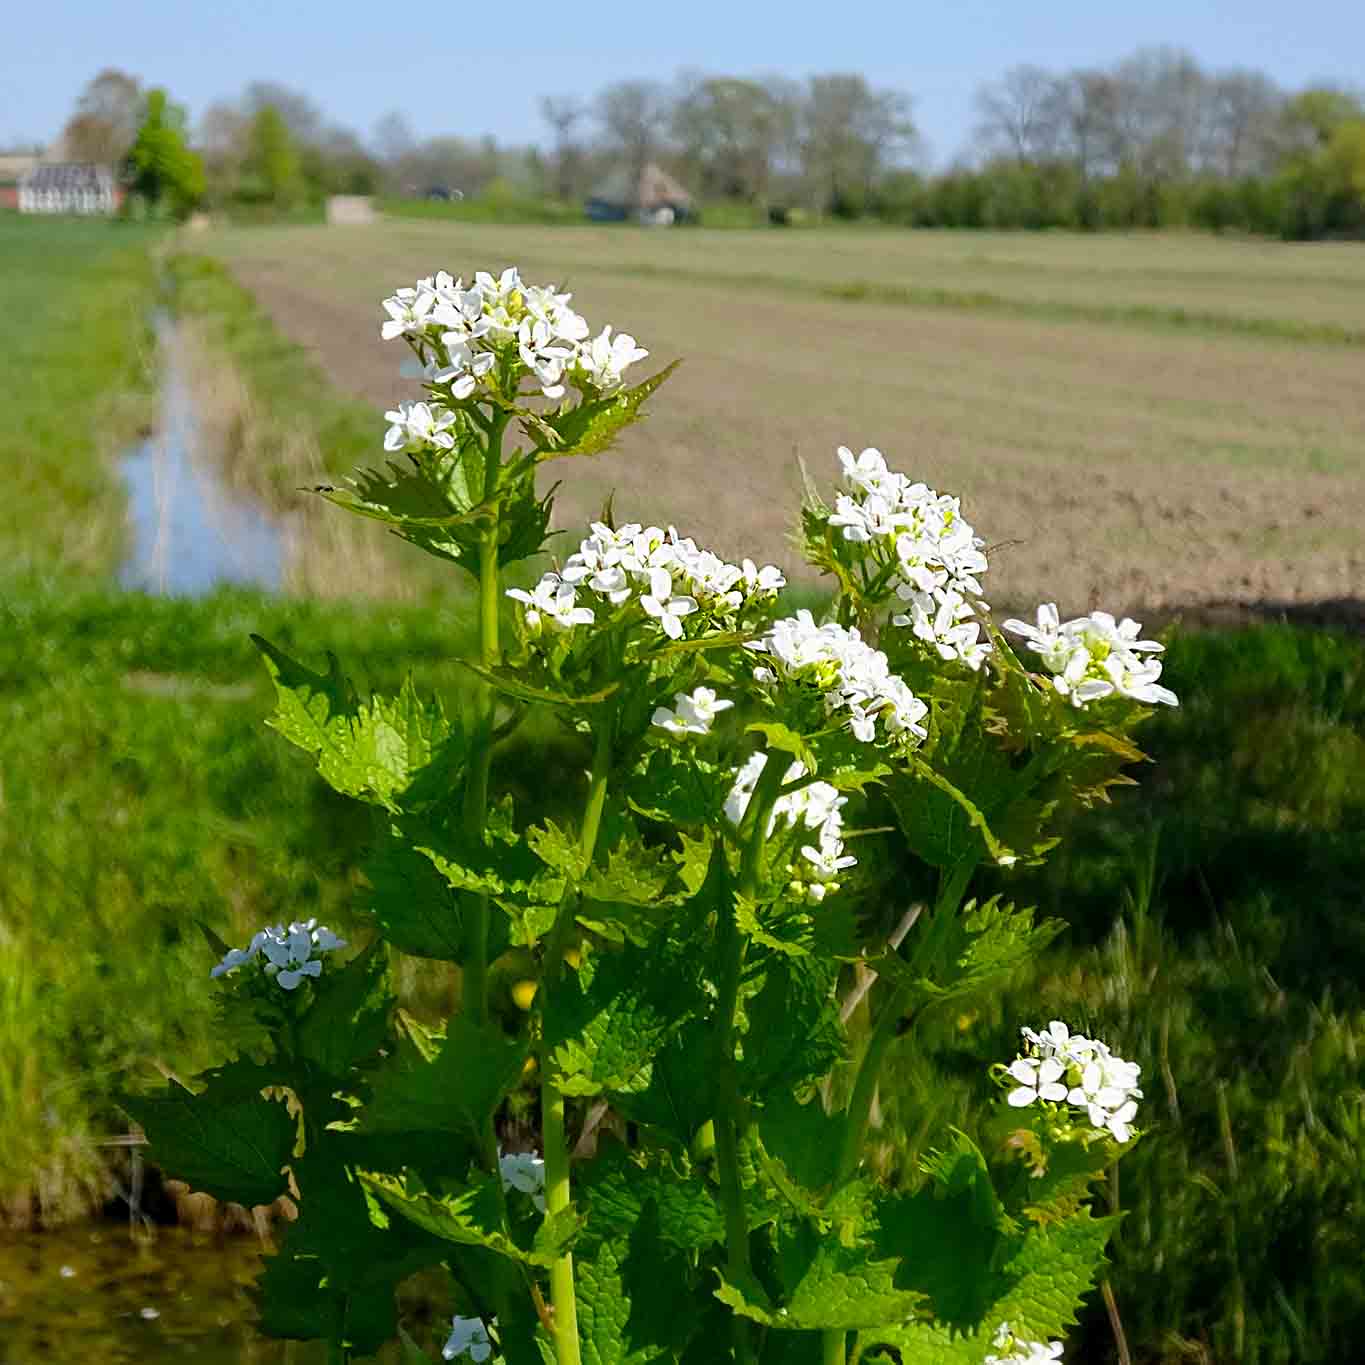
left=716, top=1222, right=927, bottom=1330
left=318, top=449, right=488, bottom=566
left=578, top=1145, right=725, bottom=1252
left=756, top=1090, right=845, bottom=1195
left=121, top=1071, right=294, bottom=1208
left=361, top=1169, right=575, bottom=1267
left=253, top=637, right=462, bottom=812
left=359, top=1014, right=528, bottom=1144
left=531, top=361, right=680, bottom=464
left=856, top=1210, right=1119, bottom=1362
left=362, top=832, right=467, bottom=961
left=740, top=956, right=844, bottom=1099
left=872, top=897, right=1063, bottom=1011
left=458, top=658, right=620, bottom=709
left=746, top=721, right=817, bottom=772
left=891, top=755, right=1011, bottom=869
left=297, top=940, right=393, bottom=1079
left=545, top=932, right=696, bottom=1097
left=575, top=1199, right=701, bottom=1363
left=872, top=1134, right=1013, bottom=1328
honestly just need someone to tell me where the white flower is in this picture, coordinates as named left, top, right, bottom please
left=726, top=754, right=856, bottom=904
left=1003, top=1021, right=1142, bottom=1143
left=498, top=1150, right=546, bottom=1211
left=652, top=686, right=734, bottom=737
left=742, top=559, right=786, bottom=596
left=517, top=316, right=577, bottom=399
left=892, top=586, right=992, bottom=672
left=1005, top=1056, right=1069, bottom=1108
left=380, top=286, right=435, bottom=341
left=507, top=574, right=595, bottom=632
left=576, top=325, right=649, bottom=390
left=1004, top=606, right=1177, bottom=709
left=443, top=1315, right=494, bottom=1362
left=383, top=400, right=456, bottom=454
left=211, top=921, right=347, bottom=991
left=640, top=568, right=699, bottom=640
left=984, top=1323, right=1064, bottom=1365
left=748, top=610, right=928, bottom=749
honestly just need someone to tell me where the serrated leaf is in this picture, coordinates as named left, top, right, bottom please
left=578, top=1145, right=725, bottom=1252
left=253, top=637, right=461, bottom=812
left=362, top=832, right=468, bottom=961
left=740, top=956, right=844, bottom=1099
left=757, top=1090, right=845, bottom=1195
left=121, top=1072, right=293, bottom=1208
left=716, top=1226, right=927, bottom=1331
left=856, top=1210, right=1119, bottom=1361
left=359, top=1014, right=528, bottom=1143
left=362, top=1169, right=576, bottom=1267
left=531, top=361, right=679, bottom=464
left=297, top=940, right=393, bottom=1079
left=545, top=933, right=693, bottom=1097
left=576, top=1199, right=700, bottom=1363
left=527, top=818, right=589, bottom=883
left=873, top=1134, right=1012, bottom=1327
left=872, top=897, right=1063, bottom=1011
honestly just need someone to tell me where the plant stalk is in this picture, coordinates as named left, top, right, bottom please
left=461, top=412, right=508, bottom=1026
left=715, top=750, right=787, bottom=1364
left=540, top=710, right=615, bottom=1365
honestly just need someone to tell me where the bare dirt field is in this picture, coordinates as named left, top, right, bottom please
left=204, top=221, right=1365, bottom=620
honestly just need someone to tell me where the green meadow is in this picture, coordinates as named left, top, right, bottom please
left=2, top=212, right=1364, bottom=1362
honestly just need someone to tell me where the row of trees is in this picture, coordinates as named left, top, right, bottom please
left=55, top=55, right=1365, bottom=236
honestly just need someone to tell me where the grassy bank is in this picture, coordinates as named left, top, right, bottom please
left=0, top=218, right=162, bottom=576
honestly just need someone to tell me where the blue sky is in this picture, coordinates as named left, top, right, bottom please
left=5, top=0, right=1363, bottom=164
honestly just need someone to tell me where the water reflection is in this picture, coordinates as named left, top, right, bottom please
left=119, top=313, right=283, bottom=597
left=0, top=1224, right=313, bottom=1363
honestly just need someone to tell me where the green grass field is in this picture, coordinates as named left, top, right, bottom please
left=5, top=213, right=1365, bottom=1362
left=204, top=220, right=1365, bottom=621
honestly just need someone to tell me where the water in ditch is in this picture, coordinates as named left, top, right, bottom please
left=118, top=312, right=283, bottom=596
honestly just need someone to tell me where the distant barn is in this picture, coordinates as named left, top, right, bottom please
left=586, top=162, right=693, bottom=225
left=19, top=163, right=118, bottom=216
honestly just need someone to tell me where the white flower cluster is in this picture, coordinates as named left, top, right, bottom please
left=748, top=610, right=928, bottom=749
left=1005, top=1020, right=1143, bottom=1144
left=652, top=686, right=734, bottom=737
left=984, top=1323, right=1064, bottom=1365
left=726, top=753, right=855, bottom=904
left=509, top=522, right=786, bottom=642
left=1003, top=605, right=1178, bottom=709
left=498, top=1149, right=546, bottom=1211
left=825, top=447, right=991, bottom=671
left=210, top=920, right=347, bottom=991
left=381, top=266, right=648, bottom=402
left=443, top=1315, right=494, bottom=1362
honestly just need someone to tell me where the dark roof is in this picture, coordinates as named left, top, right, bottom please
left=23, top=163, right=113, bottom=192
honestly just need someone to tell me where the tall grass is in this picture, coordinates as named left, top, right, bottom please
left=0, top=218, right=162, bottom=576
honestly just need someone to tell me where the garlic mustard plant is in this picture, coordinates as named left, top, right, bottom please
left=123, top=264, right=1177, bottom=1365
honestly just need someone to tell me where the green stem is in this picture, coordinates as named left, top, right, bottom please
left=715, top=751, right=788, bottom=1364
left=820, top=863, right=974, bottom=1365
left=461, top=412, right=509, bottom=1026
left=834, top=860, right=975, bottom=1185
left=327, top=1337, right=349, bottom=1365
left=540, top=711, right=615, bottom=1365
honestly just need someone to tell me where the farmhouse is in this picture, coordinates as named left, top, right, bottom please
left=586, top=162, right=693, bottom=224
left=19, top=163, right=118, bottom=215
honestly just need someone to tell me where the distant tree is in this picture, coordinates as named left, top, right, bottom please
left=671, top=74, right=786, bottom=201
left=1279, top=86, right=1365, bottom=154
left=242, top=106, right=305, bottom=208
left=61, top=68, right=142, bottom=163
left=540, top=95, right=587, bottom=200
left=801, top=73, right=916, bottom=213
left=123, top=88, right=205, bottom=218
left=973, top=65, right=1063, bottom=163
left=1205, top=70, right=1284, bottom=177
left=372, top=111, right=417, bottom=168
left=596, top=80, right=671, bottom=189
